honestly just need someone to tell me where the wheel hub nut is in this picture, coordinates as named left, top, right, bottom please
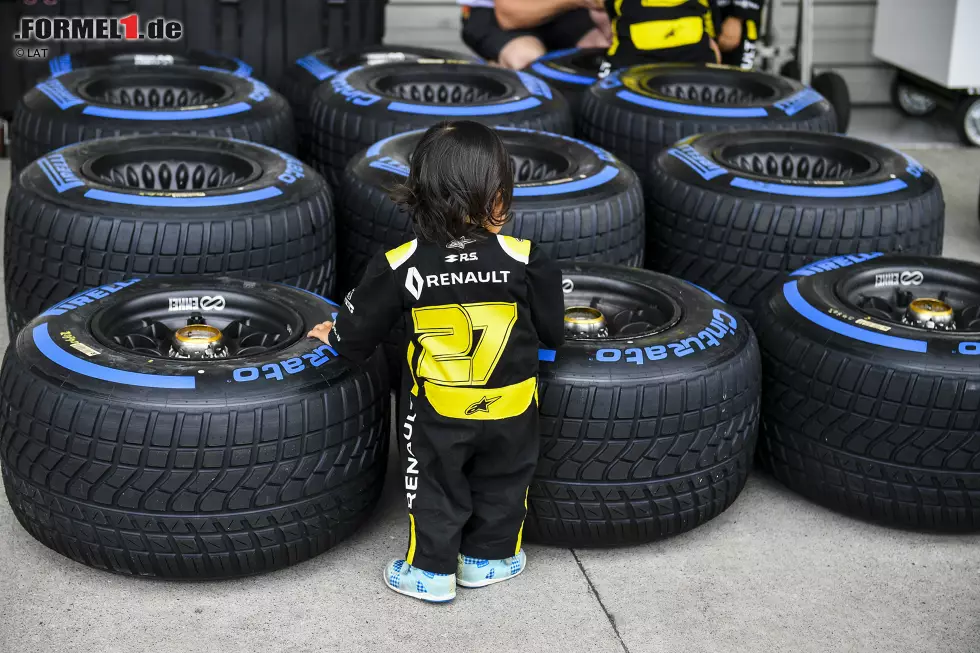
left=171, top=324, right=227, bottom=358
left=905, top=298, right=955, bottom=330
left=564, top=306, right=608, bottom=338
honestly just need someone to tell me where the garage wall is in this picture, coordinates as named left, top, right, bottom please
left=385, top=0, right=468, bottom=54
left=385, top=0, right=893, bottom=105
left=769, top=0, right=891, bottom=105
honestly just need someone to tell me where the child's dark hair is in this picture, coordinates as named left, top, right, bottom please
left=391, top=120, right=513, bottom=245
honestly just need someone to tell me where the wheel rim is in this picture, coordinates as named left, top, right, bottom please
left=372, top=71, right=509, bottom=105
left=562, top=275, right=681, bottom=340
left=508, top=145, right=570, bottom=183
left=92, top=290, right=306, bottom=359
left=965, top=100, right=980, bottom=145
left=79, top=72, right=231, bottom=108
left=719, top=139, right=878, bottom=181
left=897, top=85, right=937, bottom=116
left=837, top=270, right=980, bottom=332
left=83, top=147, right=262, bottom=191
left=631, top=70, right=777, bottom=105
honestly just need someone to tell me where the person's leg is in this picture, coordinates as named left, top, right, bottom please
left=497, top=35, right=547, bottom=70
left=384, top=394, right=476, bottom=601
left=539, top=8, right=599, bottom=51
left=461, top=6, right=540, bottom=68
left=457, top=402, right=539, bottom=587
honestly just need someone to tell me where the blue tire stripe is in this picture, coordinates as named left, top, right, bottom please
left=783, top=281, right=927, bottom=353
left=82, top=102, right=252, bottom=121
left=538, top=349, right=556, bottom=362
left=33, top=324, right=196, bottom=389
left=84, top=187, right=282, bottom=207
left=514, top=165, right=619, bottom=197
left=616, top=90, right=769, bottom=117
left=529, top=62, right=595, bottom=86
left=387, top=97, right=542, bottom=116
left=731, top=177, right=908, bottom=198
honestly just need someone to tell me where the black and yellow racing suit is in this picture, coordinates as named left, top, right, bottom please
left=604, top=0, right=717, bottom=67
left=326, top=230, right=564, bottom=574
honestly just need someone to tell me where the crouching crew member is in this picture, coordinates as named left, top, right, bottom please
left=308, top=121, right=565, bottom=603
left=602, top=0, right=721, bottom=72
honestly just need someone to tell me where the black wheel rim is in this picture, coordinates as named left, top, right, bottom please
left=562, top=275, right=681, bottom=340
left=718, top=139, right=878, bottom=181
left=370, top=71, right=510, bottom=105
left=79, top=72, right=232, bottom=108
left=508, top=144, right=571, bottom=183
left=836, top=268, right=980, bottom=332
left=82, top=146, right=262, bottom=191
left=92, top=290, right=306, bottom=359
left=635, top=70, right=777, bottom=105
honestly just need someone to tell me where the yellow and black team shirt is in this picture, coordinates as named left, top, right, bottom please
left=605, top=0, right=716, bottom=65
left=327, top=230, right=565, bottom=421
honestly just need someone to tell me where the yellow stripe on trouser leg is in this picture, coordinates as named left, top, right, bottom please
left=629, top=16, right=705, bottom=50
left=746, top=19, right=758, bottom=40
left=515, top=487, right=529, bottom=555
left=407, top=514, right=417, bottom=564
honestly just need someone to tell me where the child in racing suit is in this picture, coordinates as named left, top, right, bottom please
left=308, top=120, right=565, bottom=603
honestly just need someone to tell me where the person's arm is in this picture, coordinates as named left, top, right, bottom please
left=495, top=0, right=600, bottom=30
left=308, top=252, right=404, bottom=364
left=526, top=243, right=565, bottom=350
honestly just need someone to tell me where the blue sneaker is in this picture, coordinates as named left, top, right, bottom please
left=456, top=550, right=527, bottom=588
left=383, top=559, right=456, bottom=603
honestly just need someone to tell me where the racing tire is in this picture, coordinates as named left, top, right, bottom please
left=10, top=64, right=295, bottom=171
left=5, top=135, right=334, bottom=335
left=342, top=127, right=644, bottom=385
left=757, top=254, right=980, bottom=530
left=812, top=71, right=851, bottom=133
left=339, top=127, right=644, bottom=290
left=527, top=263, right=761, bottom=546
left=0, top=278, right=389, bottom=578
left=525, top=48, right=605, bottom=117
left=308, top=62, right=573, bottom=188
left=645, top=130, right=944, bottom=314
left=280, top=45, right=480, bottom=161
left=579, top=64, right=837, bottom=174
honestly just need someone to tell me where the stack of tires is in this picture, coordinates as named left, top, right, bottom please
left=2, top=36, right=968, bottom=582
left=1, top=49, right=392, bottom=579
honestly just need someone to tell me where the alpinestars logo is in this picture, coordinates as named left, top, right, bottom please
left=465, top=395, right=501, bottom=415
left=447, top=237, right=476, bottom=251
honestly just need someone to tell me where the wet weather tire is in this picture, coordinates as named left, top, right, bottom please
left=757, top=254, right=980, bottom=530
left=308, top=62, right=573, bottom=188
left=280, top=46, right=479, bottom=161
left=339, top=127, right=643, bottom=290
left=5, top=135, right=334, bottom=335
left=526, top=48, right=604, bottom=117
left=0, top=278, right=389, bottom=578
left=10, top=64, right=295, bottom=170
left=526, top=264, right=761, bottom=546
left=645, top=130, right=944, bottom=314
left=579, top=64, right=837, bottom=174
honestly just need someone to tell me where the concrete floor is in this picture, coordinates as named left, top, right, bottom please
left=0, top=128, right=979, bottom=653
